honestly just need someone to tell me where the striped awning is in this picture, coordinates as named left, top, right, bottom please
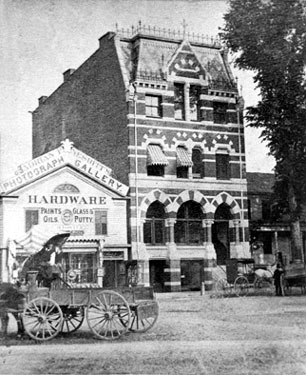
left=16, top=225, right=69, bottom=254
left=147, top=145, right=169, bottom=166
left=176, top=147, right=193, bottom=167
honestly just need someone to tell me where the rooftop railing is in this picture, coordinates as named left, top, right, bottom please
left=115, top=21, right=221, bottom=47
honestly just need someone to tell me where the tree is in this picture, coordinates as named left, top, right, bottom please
left=220, top=0, right=306, bottom=261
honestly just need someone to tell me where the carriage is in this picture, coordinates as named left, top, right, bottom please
left=215, top=258, right=274, bottom=297
left=0, top=234, right=159, bottom=341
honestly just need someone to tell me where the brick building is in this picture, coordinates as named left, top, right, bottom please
left=32, top=23, right=249, bottom=292
left=247, top=172, right=306, bottom=266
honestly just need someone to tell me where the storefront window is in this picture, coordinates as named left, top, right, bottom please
left=63, top=253, right=96, bottom=283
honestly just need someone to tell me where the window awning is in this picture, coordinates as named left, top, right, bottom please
left=147, top=145, right=169, bottom=166
left=177, top=147, right=193, bottom=167
left=16, top=225, right=70, bottom=254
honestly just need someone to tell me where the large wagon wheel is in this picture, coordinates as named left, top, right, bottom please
left=87, top=290, right=131, bottom=340
left=215, top=278, right=232, bottom=298
left=22, top=297, right=63, bottom=341
left=60, top=306, right=85, bottom=334
left=234, top=276, right=249, bottom=297
left=128, top=301, right=159, bottom=333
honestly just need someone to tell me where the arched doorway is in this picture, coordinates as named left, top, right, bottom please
left=174, top=200, right=204, bottom=291
left=212, top=203, right=232, bottom=265
left=144, top=201, right=166, bottom=291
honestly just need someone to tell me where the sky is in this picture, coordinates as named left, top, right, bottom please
left=0, top=0, right=276, bottom=182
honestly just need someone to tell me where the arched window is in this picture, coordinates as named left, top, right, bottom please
left=143, top=201, right=166, bottom=244
left=192, top=148, right=203, bottom=178
left=174, top=201, right=204, bottom=244
left=212, top=203, right=233, bottom=265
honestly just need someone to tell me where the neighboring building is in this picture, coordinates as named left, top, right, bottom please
left=0, top=140, right=130, bottom=286
left=32, top=23, right=249, bottom=292
left=247, top=172, right=306, bottom=266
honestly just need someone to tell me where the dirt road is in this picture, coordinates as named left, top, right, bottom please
left=1, top=292, right=306, bottom=374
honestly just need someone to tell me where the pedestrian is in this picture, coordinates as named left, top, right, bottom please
left=273, top=263, right=284, bottom=296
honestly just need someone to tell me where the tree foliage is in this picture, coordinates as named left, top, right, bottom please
left=221, top=0, right=306, bottom=214
left=220, top=0, right=306, bottom=258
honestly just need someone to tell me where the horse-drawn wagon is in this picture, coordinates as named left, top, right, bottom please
left=0, top=234, right=159, bottom=341
left=215, top=258, right=274, bottom=297
left=283, top=262, right=306, bottom=295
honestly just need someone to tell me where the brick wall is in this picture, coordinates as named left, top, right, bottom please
left=32, top=33, right=130, bottom=185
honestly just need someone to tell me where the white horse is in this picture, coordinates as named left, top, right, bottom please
left=255, top=263, right=277, bottom=281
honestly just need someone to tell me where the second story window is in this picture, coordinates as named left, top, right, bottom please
left=189, top=86, right=201, bottom=121
left=213, top=102, right=228, bottom=124
left=174, top=83, right=185, bottom=120
left=192, top=148, right=203, bottom=178
left=176, top=146, right=192, bottom=178
left=147, top=144, right=168, bottom=177
left=25, top=209, right=39, bottom=232
left=95, top=210, right=108, bottom=235
left=216, top=152, right=230, bottom=180
left=145, top=95, right=162, bottom=117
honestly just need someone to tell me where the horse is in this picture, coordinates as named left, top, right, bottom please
left=254, top=263, right=277, bottom=286
left=0, top=282, right=26, bottom=338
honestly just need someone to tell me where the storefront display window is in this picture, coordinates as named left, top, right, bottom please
left=62, top=253, right=96, bottom=283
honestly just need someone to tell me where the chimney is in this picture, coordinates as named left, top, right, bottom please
left=38, top=96, right=48, bottom=105
left=63, top=69, right=75, bottom=82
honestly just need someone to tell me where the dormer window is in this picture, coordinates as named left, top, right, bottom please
left=174, top=83, right=185, bottom=120
left=189, top=86, right=201, bottom=121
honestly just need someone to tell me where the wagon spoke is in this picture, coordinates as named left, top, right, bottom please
left=23, top=297, right=63, bottom=341
left=87, top=291, right=131, bottom=340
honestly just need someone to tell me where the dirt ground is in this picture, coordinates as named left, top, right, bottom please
left=1, top=290, right=306, bottom=374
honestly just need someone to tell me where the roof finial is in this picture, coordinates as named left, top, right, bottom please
left=182, top=19, right=188, bottom=39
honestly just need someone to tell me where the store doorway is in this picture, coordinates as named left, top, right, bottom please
left=149, top=260, right=166, bottom=292
left=180, top=260, right=203, bottom=291
left=212, top=203, right=232, bottom=265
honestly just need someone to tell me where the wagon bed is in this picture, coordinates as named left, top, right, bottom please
left=284, top=263, right=306, bottom=295
left=1, top=273, right=159, bottom=341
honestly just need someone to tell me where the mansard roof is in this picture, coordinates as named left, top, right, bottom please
left=0, top=139, right=129, bottom=197
left=117, top=24, right=236, bottom=91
